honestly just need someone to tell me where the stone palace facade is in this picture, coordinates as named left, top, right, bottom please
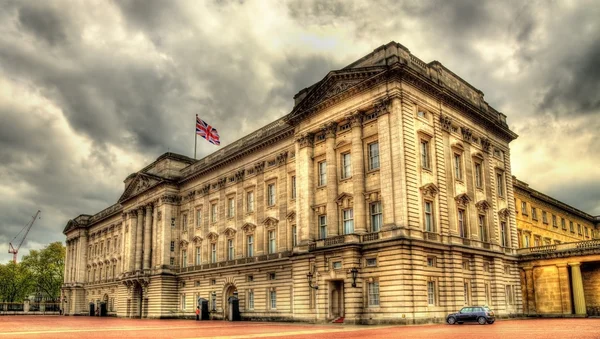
left=62, top=41, right=523, bottom=323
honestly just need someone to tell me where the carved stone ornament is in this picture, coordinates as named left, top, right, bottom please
left=321, top=79, right=363, bottom=101
left=179, top=239, right=189, bottom=247
left=498, top=208, right=510, bottom=221
left=322, top=122, right=337, bottom=139
left=364, top=191, right=380, bottom=202
left=481, top=138, right=491, bottom=152
left=311, top=204, right=326, bottom=215
left=254, top=161, right=265, bottom=173
left=192, top=236, right=203, bottom=245
left=241, top=223, right=256, bottom=234
left=217, top=177, right=227, bottom=189
left=461, top=127, right=473, bottom=143
left=207, top=232, right=219, bottom=243
left=263, top=217, right=279, bottom=229
left=286, top=211, right=296, bottom=222
left=157, top=211, right=162, bottom=221
left=420, top=183, right=439, bottom=199
left=235, top=169, right=245, bottom=181
left=348, top=111, right=364, bottom=127
left=296, top=133, right=315, bottom=148
left=454, top=193, right=472, bottom=208
left=336, top=192, right=354, bottom=208
left=440, top=114, right=452, bottom=132
left=276, top=151, right=289, bottom=165
left=374, top=97, right=391, bottom=116
left=200, top=184, right=210, bottom=195
left=160, top=194, right=181, bottom=204
left=223, top=227, right=237, bottom=238
left=475, top=200, right=491, bottom=212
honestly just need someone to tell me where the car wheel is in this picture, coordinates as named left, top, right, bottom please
left=447, top=316, right=456, bottom=325
left=487, top=320, right=495, bottom=324
left=477, top=317, right=486, bottom=325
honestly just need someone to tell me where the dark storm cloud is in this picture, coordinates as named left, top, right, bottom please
left=17, top=3, right=68, bottom=46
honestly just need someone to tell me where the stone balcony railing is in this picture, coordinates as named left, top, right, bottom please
left=174, top=250, right=293, bottom=274
left=517, top=239, right=600, bottom=256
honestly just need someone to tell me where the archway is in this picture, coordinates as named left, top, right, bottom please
left=222, top=284, right=238, bottom=320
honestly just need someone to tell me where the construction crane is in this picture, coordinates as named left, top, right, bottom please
left=8, top=210, right=41, bottom=264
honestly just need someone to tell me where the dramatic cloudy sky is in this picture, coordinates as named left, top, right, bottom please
left=1, top=0, right=599, bottom=263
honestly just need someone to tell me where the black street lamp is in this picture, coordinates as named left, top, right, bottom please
left=306, top=271, right=319, bottom=290
left=350, top=267, right=359, bottom=287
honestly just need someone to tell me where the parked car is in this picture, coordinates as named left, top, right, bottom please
left=446, top=306, right=495, bottom=325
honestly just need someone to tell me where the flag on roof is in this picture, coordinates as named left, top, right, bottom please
left=196, top=116, right=220, bottom=146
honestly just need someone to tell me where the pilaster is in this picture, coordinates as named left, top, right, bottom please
left=556, top=263, right=572, bottom=314
left=296, top=133, right=315, bottom=243
left=376, top=100, right=395, bottom=229
left=350, top=112, right=366, bottom=234
left=135, top=206, right=144, bottom=271
left=143, top=204, right=153, bottom=270
left=569, top=262, right=586, bottom=315
left=324, top=123, right=339, bottom=236
left=128, top=210, right=138, bottom=272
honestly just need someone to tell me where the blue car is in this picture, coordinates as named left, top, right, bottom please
left=446, top=306, right=495, bottom=325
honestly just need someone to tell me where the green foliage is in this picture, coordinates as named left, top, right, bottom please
left=0, top=242, right=65, bottom=302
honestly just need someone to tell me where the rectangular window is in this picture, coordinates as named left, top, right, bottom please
left=228, top=198, right=235, bottom=218
left=505, top=285, right=514, bottom=305
left=424, top=201, right=434, bottom=232
left=534, top=236, right=541, bottom=247
left=211, top=293, right=216, bottom=311
left=368, top=142, right=380, bottom=170
left=247, top=235, right=254, bottom=257
left=578, top=223, right=582, bottom=235
left=485, top=283, right=491, bottom=306
left=228, top=239, right=234, bottom=260
left=552, top=214, right=558, bottom=227
left=196, top=209, right=202, bottom=227
left=319, top=215, right=327, bottom=239
left=267, top=183, right=276, bottom=206
left=343, top=209, right=354, bottom=234
left=247, top=290, right=254, bottom=310
left=458, top=209, right=466, bottom=238
left=181, top=294, right=186, bottom=310
left=292, top=225, right=297, bottom=246
left=454, top=153, right=462, bottom=180
left=107, top=240, right=110, bottom=253
left=341, top=153, right=352, bottom=179
left=318, top=161, right=327, bottom=186
left=521, top=202, right=527, bottom=215
left=182, top=214, right=188, bottom=231
left=426, top=257, right=435, bottom=267
left=247, top=191, right=254, bottom=212
left=211, top=203, right=218, bottom=223
left=211, top=243, right=217, bottom=263
left=496, top=172, right=504, bottom=197
left=368, top=282, right=380, bottom=307
left=170, top=257, right=174, bottom=266
left=366, top=258, right=377, bottom=267
left=171, top=217, right=176, bottom=228
left=585, top=227, right=589, bottom=237
left=532, top=207, right=538, bottom=220
left=524, top=234, right=530, bottom=248
left=420, top=140, right=430, bottom=170
left=570, top=221, right=575, bottom=233
left=464, top=281, right=471, bottom=305
left=170, top=241, right=175, bottom=252
left=332, top=261, right=342, bottom=270
left=427, top=280, right=436, bottom=305
left=370, top=202, right=382, bottom=232
left=479, top=215, right=487, bottom=242
left=195, top=247, right=201, bottom=266
left=270, top=290, right=277, bottom=309
left=291, top=176, right=296, bottom=199
left=474, top=162, right=482, bottom=188
left=182, top=249, right=187, bottom=268
left=268, top=230, right=276, bottom=254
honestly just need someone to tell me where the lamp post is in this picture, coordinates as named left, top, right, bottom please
left=306, top=271, right=319, bottom=290
left=350, top=267, right=359, bottom=287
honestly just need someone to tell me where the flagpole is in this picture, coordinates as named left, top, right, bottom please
left=194, top=114, right=198, bottom=159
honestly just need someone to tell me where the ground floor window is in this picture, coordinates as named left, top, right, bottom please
left=269, top=289, right=277, bottom=309
left=181, top=293, right=186, bottom=310
left=368, top=282, right=380, bottom=307
left=247, top=290, right=254, bottom=310
left=427, top=280, right=436, bottom=306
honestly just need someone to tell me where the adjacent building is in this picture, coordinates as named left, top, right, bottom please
left=62, top=41, right=523, bottom=323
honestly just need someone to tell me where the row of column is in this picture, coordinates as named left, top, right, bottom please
left=128, top=204, right=154, bottom=272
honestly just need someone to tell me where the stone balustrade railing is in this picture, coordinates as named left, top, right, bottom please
left=517, top=239, right=600, bottom=255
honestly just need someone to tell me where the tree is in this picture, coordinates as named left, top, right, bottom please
left=21, top=242, right=65, bottom=301
left=0, top=261, right=33, bottom=302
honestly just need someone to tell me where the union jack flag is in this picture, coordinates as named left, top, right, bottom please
left=196, top=116, right=220, bottom=146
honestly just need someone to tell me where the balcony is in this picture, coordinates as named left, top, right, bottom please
left=174, top=251, right=293, bottom=273
left=308, top=234, right=361, bottom=251
left=517, top=239, right=600, bottom=256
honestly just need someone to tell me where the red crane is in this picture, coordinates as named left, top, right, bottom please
left=8, top=210, right=41, bottom=264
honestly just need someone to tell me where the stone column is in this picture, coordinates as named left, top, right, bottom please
left=296, top=133, right=315, bottom=243
left=135, top=207, right=144, bottom=271
left=524, top=267, right=536, bottom=314
left=64, top=241, right=70, bottom=283
left=129, top=211, right=138, bottom=272
left=324, top=122, right=339, bottom=236
left=77, top=233, right=88, bottom=282
left=569, top=262, right=587, bottom=315
left=376, top=100, right=395, bottom=229
left=350, top=112, right=366, bottom=234
left=557, top=264, right=572, bottom=314
left=143, top=204, right=153, bottom=270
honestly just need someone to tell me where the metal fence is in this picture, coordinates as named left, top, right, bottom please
left=0, top=302, right=61, bottom=315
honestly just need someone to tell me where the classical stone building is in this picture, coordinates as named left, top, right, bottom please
left=62, top=41, right=524, bottom=323
left=513, top=178, right=599, bottom=248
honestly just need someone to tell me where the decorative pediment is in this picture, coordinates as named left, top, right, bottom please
left=223, top=227, right=237, bottom=238
left=286, top=211, right=296, bottom=222
left=420, top=183, right=439, bottom=199
left=472, top=152, right=485, bottom=160
left=364, top=191, right=380, bottom=202
left=179, top=239, right=189, bottom=247
left=311, top=204, right=326, bottom=215
left=262, top=217, right=279, bottom=229
left=475, top=200, right=491, bottom=212
left=241, top=223, right=256, bottom=234
left=118, top=173, right=162, bottom=203
left=454, top=193, right=472, bottom=208
left=336, top=192, right=353, bottom=208
left=192, top=236, right=203, bottom=244
left=207, top=232, right=219, bottom=242
left=498, top=208, right=510, bottom=221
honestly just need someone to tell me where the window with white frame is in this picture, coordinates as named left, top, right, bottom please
left=496, top=171, right=505, bottom=197
left=196, top=209, right=202, bottom=227
left=420, top=139, right=430, bottom=170
left=521, top=201, right=527, bottom=215
left=247, top=289, right=254, bottom=310
left=368, top=281, right=380, bottom=307
left=247, top=235, right=254, bottom=257
left=181, top=293, right=186, bottom=310
left=532, top=207, right=538, bottom=220
left=181, top=249, right=187, bottom=268
left=479, top=215, right=488, bottom=242
left=211, top=243, right=217, bottom=263
left=247, top=191, right=254, bottom=212
left=319, top=215, right=327, bottom=239
left=228, top=197, right=235, bottom=218
left=341, top=153, right=352, bottom=179
left=195, top=246, right=201, bottom=266
left=211, top=203, right=218, bottom=223
left=454, top=153, right=462, bottom=180
left=542, top=210, right=548, bottom=224
left=228, top=239, right=234, bottom=260
left=464, top=280, right=471, bottom=305
left=427, top=280, right=436, bottom=305
left=318, top=161, right=327, bottom=186
left=458, top=209, right=466, bottom=238
left=270, top=289, right=277, bottom=309
left=343, top=209, right=354, bottom=234
left=291, top=176, right=296, bottom=199
left=211, top=293, right=216, bottom=311
left=292, top=225, right=297, bottom=246
left=267, top=183, right=276, bottom=206
left=182, top=214, right=188, bottom=231
left=424, top=200, right=434, bottom=232
left=474, top=162, right=483, bottom=188
left=368, top=142, right=380, bottom=170
left=370, top=202, right=382, bottom=232
left=268, top=230, right=276, bottom=254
